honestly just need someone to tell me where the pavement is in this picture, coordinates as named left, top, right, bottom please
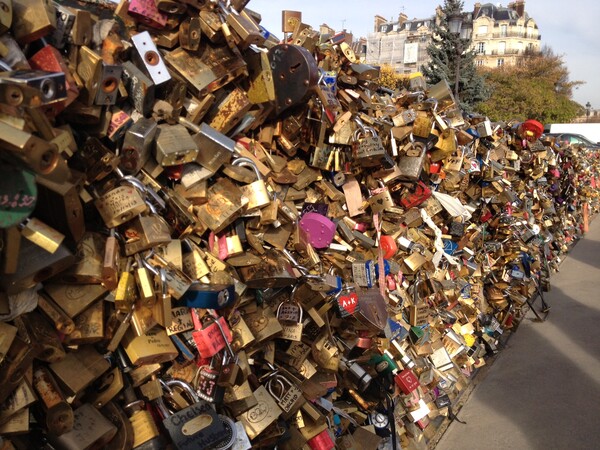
left=434, top=218, right=600, bottom=450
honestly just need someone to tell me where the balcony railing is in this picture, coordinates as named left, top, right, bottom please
left=490, top=48, right=522, bottom=55
left=480, top=31, right=539, bottom=39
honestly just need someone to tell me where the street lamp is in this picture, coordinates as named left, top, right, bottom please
left=586, top=102, right=591, bottom=120
left=448, top=13, right=464, bottom=103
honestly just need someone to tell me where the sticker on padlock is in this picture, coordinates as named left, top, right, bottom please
left=334, top=286, right=360, bottom=318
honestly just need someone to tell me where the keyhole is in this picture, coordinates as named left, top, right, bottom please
left=289, top=62, right=301, bottom=74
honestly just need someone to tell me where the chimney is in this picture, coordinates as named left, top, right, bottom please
left=515, top=0, right=525, bottom=18
left=398, top=13, right=408, bottom=27
left=473, top=2, right=481, bottom=17
left=374, top=15, right=387, bottom=32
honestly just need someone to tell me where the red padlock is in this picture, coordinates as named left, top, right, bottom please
left=191, top=312, right=233, bottom=358
left=379, top=235, right=398, bottom=259
left=28, top=45, right=79, bottom=114
left=400, top=181, right=432, bottom=209
left=395, top=368, right=420, bottom=395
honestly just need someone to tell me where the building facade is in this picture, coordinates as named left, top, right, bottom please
left=365, top=1, right=540, bottom=73
left=365, top=13, right=436, bottom=74
left=472, top=1, right=541, bottom=68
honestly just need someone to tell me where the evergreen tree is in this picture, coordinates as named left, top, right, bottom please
left=422, top=0, right=489, bottom=112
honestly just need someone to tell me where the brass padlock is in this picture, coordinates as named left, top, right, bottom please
left=276, top=285, right=303, bottom=342
left=398, top=141, right=427, bottom=182
left=266, top=372, right=306, bottom=419
left=231, top=157, right=271, bottom=211
left=154, top=123, right=199, bottom=167
left=94, top=180, right=148, bottom=228
left=352, top=119, right=392, bottom=168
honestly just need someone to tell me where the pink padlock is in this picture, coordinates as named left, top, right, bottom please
left=128, top=0, right=167, bottom=29
left=299, top=212, right=336, bottom=249
left=307, top=429, right=335, bottom=450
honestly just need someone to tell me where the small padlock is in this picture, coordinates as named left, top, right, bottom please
left=216, top=337, right=241, bottom=388
left=276, top=284, right=304, bottom=342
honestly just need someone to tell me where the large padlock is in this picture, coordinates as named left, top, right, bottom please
left=269, top=43, right=319, bottom=115
left=155, top=379, right=226, bottom=450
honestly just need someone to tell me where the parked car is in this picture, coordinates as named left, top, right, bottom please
left=543, top=132, right=600, bottom=149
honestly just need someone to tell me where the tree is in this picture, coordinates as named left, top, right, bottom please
left=378, top=64, right=404, bottom=91
left=477, top=47, right=584, bottom=123
left=422, top=0, right=489, bottom=112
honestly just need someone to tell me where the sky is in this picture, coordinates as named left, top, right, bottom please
left=250, top=0, right=600, bottom=110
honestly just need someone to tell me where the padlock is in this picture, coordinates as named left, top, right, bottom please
left=339, top=356, right=373, bottom=392
left=191, top=312, right=233, bottom=359
left=298, top=211, right=336, bottom=249
left=398, top=141, right=427, bottom=182
left=155, top=378, right=226, bottom=450
left=216, top=336, right=241, bottom=388
left=32, top=365, right=74, bottom=436
left=165, top=40, right=247, bottom=97
left=48, top=403, right=117, bottom=450
left=179, top=16, right=201, bottom=51
left=182, top=281, right=236, bottom=309
left=334, top=285, right=361, bottom=318
left=269, top=43, right=319, bottom=115
left=266, top=372, right=306, bottom=419
left=276, top=284, right=304, bottom=342
left=400, top=181, right=432, bottom=209
left=352, top=119, right=392, bottom=168
left=94, top=180, right=148, bottom=228
left=408, top=272, right=430, bottom=327
left=231, top=157, right=271, bottom=211
left=237, top=385, right=283, bottom=440
left=154, top=123, right=199, bottom=167
left=131, top=31, right=171, bottom=86
left=368, top=180, right=395, bottom=214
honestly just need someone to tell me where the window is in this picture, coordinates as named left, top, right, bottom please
left=500, top=24, right=507, bottom=36
left=498, top=41, right=506, bottom=54
left=477, top=42, right=485, bottom=54
left=476, top=60, right=484, bottom=67
left=497, top=58, right=504, bottom=66
left=478, top=25, right=488, bottom=35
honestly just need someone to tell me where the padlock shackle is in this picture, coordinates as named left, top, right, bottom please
left=165, top=379, right=201, bottom=403
left=203, top=313, right=236, bottom=360
left=232, top=157, right=262, bottom=180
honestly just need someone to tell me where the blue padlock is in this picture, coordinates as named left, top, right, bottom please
left=182, top=282, right=235, bottom=309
